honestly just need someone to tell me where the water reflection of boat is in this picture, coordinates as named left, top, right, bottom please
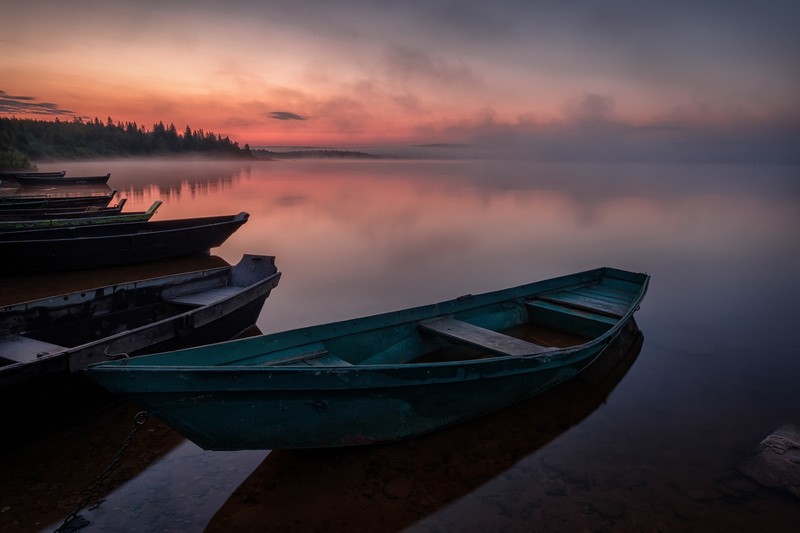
left=0, top=200, right=162, bottom=230
left=87, top=267, right=648, bottom=450
left=206, top=318, right=644, bottom=532
left=0, top=212, right=249, bottom=272
left=0, top=254, right=281, bottom=389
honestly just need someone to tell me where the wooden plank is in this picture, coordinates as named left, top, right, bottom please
left=569, top=286, right=631, bottom=304
left=600, top=277, right=641, bottom=294
left=263, top=348, right=330, bottom=366
left=525, top=300, right=617, bottom=338
left=537, top=291, right=628, bottom=317
left=165, top=286, right=245, bottom=307
left=419, top=318, right=551, bottom=356
left=526, top=300, right=618, bottom=325
left=303, top=354, right=353, bottom=367
left=0, top=335, right=66, bottom=363
left=158, top=274, right=228, bottom=301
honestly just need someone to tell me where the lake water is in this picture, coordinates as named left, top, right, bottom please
left=1, top=158, right=798, bottom=531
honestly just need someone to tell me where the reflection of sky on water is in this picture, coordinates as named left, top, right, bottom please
left=46, top=158, right=800, bottom=530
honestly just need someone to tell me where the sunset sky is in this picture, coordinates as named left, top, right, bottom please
left=1, top=1, right=798, bottom=158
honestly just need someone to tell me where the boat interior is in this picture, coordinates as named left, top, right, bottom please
left=215, top=275, right=642, bottom=368
left=0, top=268, right=243, bottom=366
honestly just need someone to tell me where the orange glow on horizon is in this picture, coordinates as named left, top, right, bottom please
left=2, top=3, right=797, bottom=150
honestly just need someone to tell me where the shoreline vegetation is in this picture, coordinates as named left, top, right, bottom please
left=0, top=117, right=381, bottom=171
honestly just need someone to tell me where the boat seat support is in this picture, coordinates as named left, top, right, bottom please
left=165, top=286, right=246, bottom=307
left=0, top=335, right=66, bottom=364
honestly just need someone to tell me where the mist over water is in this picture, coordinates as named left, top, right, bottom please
left=7, top=157, right=799, bottom=531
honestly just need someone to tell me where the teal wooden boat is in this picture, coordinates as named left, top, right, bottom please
left=0, top=200, right=162, bottom=230
left=86, top=267, right=649, bottom=450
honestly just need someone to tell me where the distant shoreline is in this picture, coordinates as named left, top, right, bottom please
left=251, top=149, right=382, bottom=160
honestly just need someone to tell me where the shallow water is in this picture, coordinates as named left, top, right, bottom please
left=0, top=158, right=798, bottom=531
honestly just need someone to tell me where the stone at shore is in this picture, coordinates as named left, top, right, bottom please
left=738, top=424, right=800, bottom=498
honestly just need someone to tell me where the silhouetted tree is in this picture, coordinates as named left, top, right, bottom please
left=0, top=117, right=253, bottom=168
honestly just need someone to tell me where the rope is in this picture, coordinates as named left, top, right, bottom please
left=54, top=411, right=150, bottom=533
left=103, top=345, right=130, bottom=364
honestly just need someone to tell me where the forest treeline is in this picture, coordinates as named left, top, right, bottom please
left=0, top=117, right=252, bottom=170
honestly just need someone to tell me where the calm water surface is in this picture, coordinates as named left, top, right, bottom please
left=1, top=158, right=798, bottom=532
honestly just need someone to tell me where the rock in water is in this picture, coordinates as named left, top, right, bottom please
left=739, top=425, right=800, bottom=498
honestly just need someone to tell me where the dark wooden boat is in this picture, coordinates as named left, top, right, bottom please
left=1, top=172, right=111, bottom=186
left=0, top=201, right=162, bottom=230
left=0, top=198, right=127, bottom=220
left=0, top=189, right=117, bottom=210
left=0, top=254, right=280, bottom=388
left=0, top=211, right=249, bottom=272
left=0, top=170, right=66, bottom=180
left=86, top=267, right=649, bottom=450
left=0, top=180, right=22, bottom=192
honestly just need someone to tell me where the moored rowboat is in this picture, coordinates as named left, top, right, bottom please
left=0, top=189, right=117, bottom=210
left=0, top=170, right=66, bottom=180
left=0, top=200, right=162, bottom=230
left=86, top=266, right=649, bottom=450
left=0, top=212, right=249, bottom=272
left=0, top=254, right=281, bottom=388
left=1, top=172, right=111, bottom=186
left=0, top=198, right=128, bottom=220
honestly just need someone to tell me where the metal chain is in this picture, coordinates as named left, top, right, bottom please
left=54, top=411, right=150, bottom=533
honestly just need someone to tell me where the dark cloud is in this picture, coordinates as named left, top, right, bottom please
left=384, top=45, right=478, bottom=85
left=456, top=93, right=800, bottom=164
left=268, top=111, right=308, bottom=121
left=0, top=90, right=75, bottom=116
left=562, top=94, right=616, bottom=124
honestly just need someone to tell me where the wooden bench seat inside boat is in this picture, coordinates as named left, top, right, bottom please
left=164, top=286, right=246, bottom=307
left=525, top=299, right=618, bottom=338
left=419, top=317, right=551, bottom=356
left=255, top=347, right=353, bottom=367
left=534, top=290, right=628, bottom=318
left=0, top=335, right=66, bottom=363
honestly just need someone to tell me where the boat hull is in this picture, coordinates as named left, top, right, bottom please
left=0, top=199, right=127, bottom=219
left=118, top=344, right=605, bottom=450
left=0, top=201, right=161, bottom=230
left=5, top=174, right=111, bottom=186
left=0, top=212, right=248, bottom=272
left=0, top=190, right=116, bottom=210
